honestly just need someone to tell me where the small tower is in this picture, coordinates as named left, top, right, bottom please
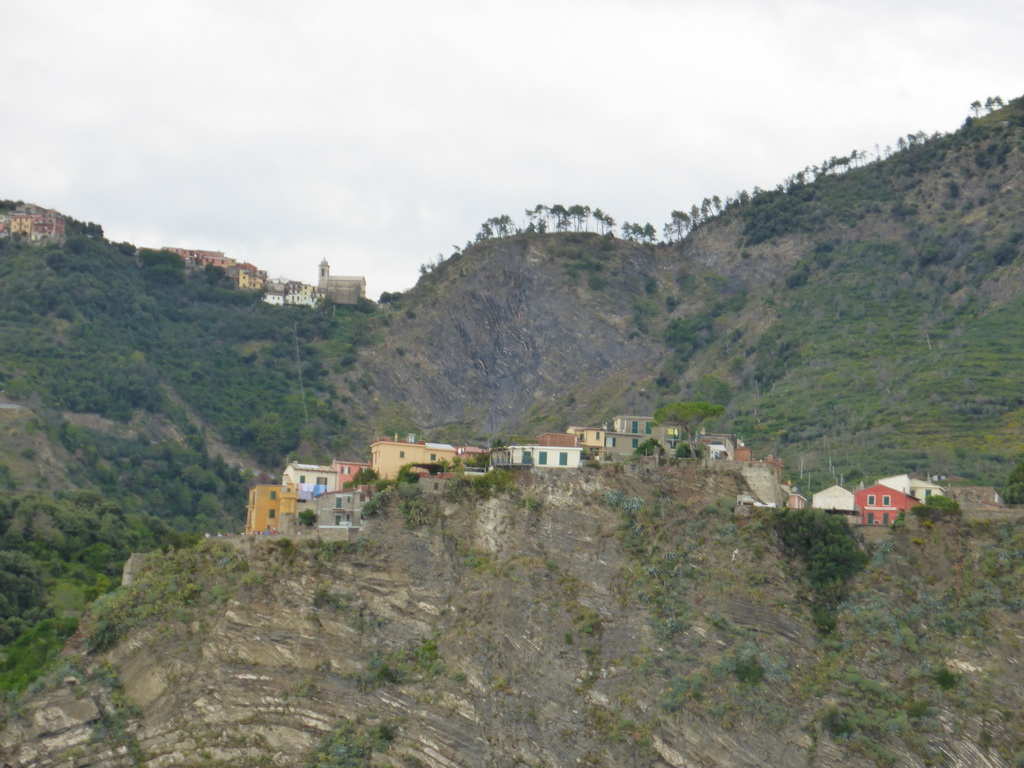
left=318, top=259, right=330, bottom=287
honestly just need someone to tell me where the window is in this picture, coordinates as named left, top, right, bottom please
left=269, top=509, right=276, bottom=519
left=399, top=450, right=405, bottom=458
left=645, top=422, right=652, bottom=435
left=317, top=476, right=327, bottom=485
left=607, top=437, right=616, bottom=448
left=632, top=438, right=639, bottom=448
left=430, top=453, right=436, bottom=461
left=631, top=420, right=639, bottom=434
left=335, top=497, right=343, bottom=508
left=299, top=475, right=306, bottom=484
left=559, top=452, right=568, bottom=466
left=523, top=450, right=533, bottom=463
left=867, top=512, right=874, bottom=525
left=538, top=451, right=548, bottom=465
left=334, top=514, right=342, bottom=526
left=882, top=495, right=891, bottom=506
left=867, top=495, right=875, bottom=505
left=270, top=491, right=277, bottom=500
left=924, top=489, right=932, bottom=498
left=883, top=513, right=890, bottom=525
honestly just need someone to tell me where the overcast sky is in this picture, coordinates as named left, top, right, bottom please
left=2, top=1, right=1022, bottom=298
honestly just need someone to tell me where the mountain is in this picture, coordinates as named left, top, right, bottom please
left=3, top=469, right=1022, bottom=766
left=4, top=97, right=1024, bottom=507
left=347, top=95, right=1024, bottom=491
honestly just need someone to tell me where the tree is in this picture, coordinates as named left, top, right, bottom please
left=970, top=100, right=982, bottom=118
left=910, top=494, right=960, bottom=523
left=633, top=437, right=662, bottom=458
left=664, top=210, right=691, bottom=243
left=653, top=401, right=725, bottom=459
left=550, top=204, right=570, bottom=232
left=1004, top=458, right=1024, bottom=504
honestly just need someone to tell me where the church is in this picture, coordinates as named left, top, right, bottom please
left=318, top=259, right=366, bottom=305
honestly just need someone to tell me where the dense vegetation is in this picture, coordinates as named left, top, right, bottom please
left=0, top=231, right=378, bottom=526
left=773, top=508, right=869, bottom=633
left=0, top=491, right=189, bottom=691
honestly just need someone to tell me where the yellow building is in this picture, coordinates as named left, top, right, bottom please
left=245, top=483, right=298, bottom=533
left=566, top=426, right=606, bottom=456
left=370, top=438, right=460, bottom=480
left=9, top=215, right=33, bottom=236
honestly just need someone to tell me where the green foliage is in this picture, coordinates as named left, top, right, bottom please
left=633, top=437, right=662, bottom=457
left=306, top=718, right=395, bottom=768
left=911, top=495, right=961, bottom=523
left=0, top=617, right=78, bottom=692
left=653, top=401, right=724, bottom=456
left=1005, top=457, right=1024, bottom=504
left=773, top=509, right=868, bottom=633
left=0, top=235, right=375, bottom=470
left=935, top=667, right=961, bottom=690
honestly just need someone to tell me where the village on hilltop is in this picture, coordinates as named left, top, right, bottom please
left=244, top=413, right=1007, bottom=538
left=0, top=202, right=366, bottom=306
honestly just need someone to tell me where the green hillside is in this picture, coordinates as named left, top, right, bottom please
left=355, top=96, right=1024, bottom=492
left=0, top=232, right=378, bottom=529
left=3, top=96, right=1024, bottom=503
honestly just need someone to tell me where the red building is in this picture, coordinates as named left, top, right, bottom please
left=854, top=484, right=918, bottom=525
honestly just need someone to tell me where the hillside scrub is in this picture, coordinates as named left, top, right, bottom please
left=0, top=491, right=191, bottom=691
left=772, top=508, right=869, bottom=633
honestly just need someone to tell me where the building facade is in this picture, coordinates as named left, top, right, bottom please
left=245, top=483, right=298, bottom=533
left=370, top=438, right=460, bottom=480
left=854, top=484, right=919, bottom=525
left=318, top=259, right=366, bottom=305
left=490, top=444, right=583, bottom=469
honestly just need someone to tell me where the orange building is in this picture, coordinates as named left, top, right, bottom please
left=245, top=483, right=298, bottom=533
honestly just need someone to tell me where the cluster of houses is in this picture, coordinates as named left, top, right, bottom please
left=785, top=474, right=1004, bottom=526
left=243, top=414, right=786, bottom=536
left=0, top=204, right=66, bottom=242
left=164, top=248, right=366, bottom=306
left=245, top=411, right=1010, bottom=537
left=0, top=199, right=365, bottom=307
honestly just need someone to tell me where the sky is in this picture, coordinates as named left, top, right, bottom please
left=2, top=1, right=1022, bottom=298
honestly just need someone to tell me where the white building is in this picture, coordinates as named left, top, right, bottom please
left=811, top=484, right=857, bottom=512
left=491, top=444, right=583, bottom=469
left=877, top=474, right=945, bottom=501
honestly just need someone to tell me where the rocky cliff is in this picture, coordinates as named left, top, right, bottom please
left=3, top=465, right=1022, bottom=766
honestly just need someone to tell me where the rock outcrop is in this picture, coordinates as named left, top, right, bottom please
left=3, top=465, right=1022, bottom=767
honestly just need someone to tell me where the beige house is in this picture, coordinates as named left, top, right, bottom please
left=811, top=484, right=856, bottom=512
left=282, top=462, right=340, bottom=494
left=370, top=438, right=460, bottom=480
left=318, top=259, right=366, bottom=305
left=566, top=426, right=605, bottom=456
left=601, top=415, right=682, bottom=459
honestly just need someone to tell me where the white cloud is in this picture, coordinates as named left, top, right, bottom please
left=1, top=0, right=1022, bottom=297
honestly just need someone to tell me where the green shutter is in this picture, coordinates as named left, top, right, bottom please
left=538, top=451, right=548, bottom=465
left=559, top=452, right=568, bottom=466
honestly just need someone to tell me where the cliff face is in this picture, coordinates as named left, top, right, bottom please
left=354, top=235, right=671, bottom=438
left=3, top=465, right=1023, bottom=767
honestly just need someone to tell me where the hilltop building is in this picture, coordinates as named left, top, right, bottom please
left=318, top=259, right=366, bottom=305
left=0, top=204, right=65, bottom=242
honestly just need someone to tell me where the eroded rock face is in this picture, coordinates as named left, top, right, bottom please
left=3, top=467, right=1022, bottom=767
